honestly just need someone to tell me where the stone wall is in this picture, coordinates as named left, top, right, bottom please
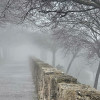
left=30, top=58, right=100, bottom=100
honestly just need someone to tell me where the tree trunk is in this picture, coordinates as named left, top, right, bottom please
left=52, top=50, right=56, bottom=67
left=40, top=49, right=47, bottom=61
left=66, top=53, right=77, bottom=74
left=94, top=61, right=100, bottom=89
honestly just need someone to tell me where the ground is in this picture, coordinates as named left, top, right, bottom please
left=0, top=62, right=37, bottom=100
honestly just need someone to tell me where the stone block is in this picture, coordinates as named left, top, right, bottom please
left=57, top=83, right=100, bottom=100
left=31, top=58, right=100, bottom=100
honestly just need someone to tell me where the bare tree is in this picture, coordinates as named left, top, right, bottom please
left=0, top=0, right=100, bottom=89
left=0, top=0, right=99, bottom=25
left=78, top=10, right=100, bottom=89
left=66, top=49, right=79, bottom=74
left=54, top=15, right=100, bottom=88
left=32, top=32, right=60, bottom=67
left=54, top=27, right=83, bottom=73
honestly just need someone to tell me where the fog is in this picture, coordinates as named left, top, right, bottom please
left=0, top=24, right=99, bottom=91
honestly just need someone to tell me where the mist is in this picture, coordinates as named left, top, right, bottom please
left=0, top=23, right=99, bottom=94
left=0, top=1, right=100, bottom=99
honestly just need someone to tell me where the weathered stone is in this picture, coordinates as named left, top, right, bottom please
left=31, top=58, right=100, bottom=100
left=57, top=83, right=100, bottom=100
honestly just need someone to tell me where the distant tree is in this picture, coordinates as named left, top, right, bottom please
left=54, top=20, right=100, bottom=89
left=32, top=32, right=60, bottom=67
left=0, top=0, right=100, bottom=89
left=54, top=27, right=83, bottom=73
left=66, top=49, right=79, bottom=74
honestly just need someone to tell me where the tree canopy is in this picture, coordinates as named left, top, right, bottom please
left=0, top=0, right=100, bottom=89
left=0, top=0, right=100, bottom=25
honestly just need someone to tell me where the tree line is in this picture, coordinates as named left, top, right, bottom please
left=0, top=0, right=100, bottom=89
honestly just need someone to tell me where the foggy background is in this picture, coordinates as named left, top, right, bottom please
left=0, top=23, right=99, bottom=90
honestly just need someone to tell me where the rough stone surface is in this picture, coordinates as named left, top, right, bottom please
left=31, top=58, right=100, bottom=100
left=57, top=83, right=100, bottom=100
